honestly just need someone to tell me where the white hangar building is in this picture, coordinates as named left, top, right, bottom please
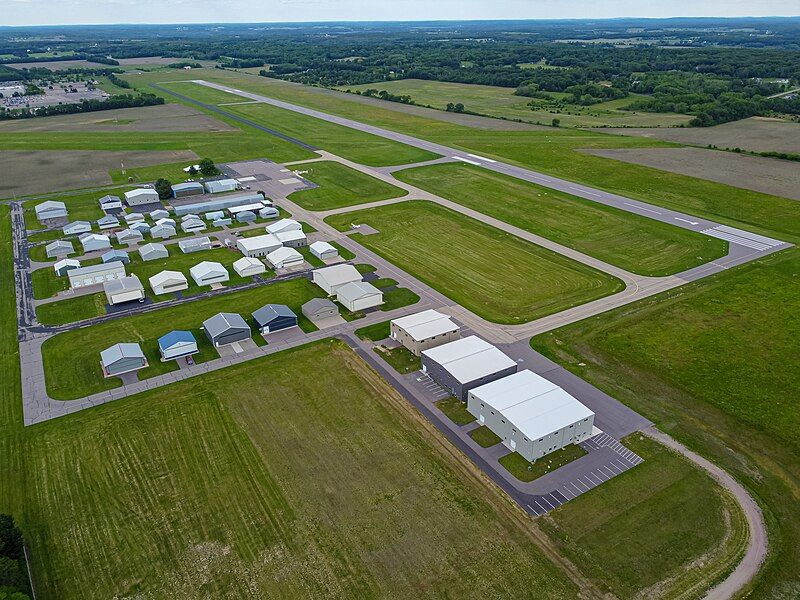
left=312, top=264, right=361, bottom=295
left=124, top=188, right=160, bottom=206
left=466, top=370, right=595, bottom=462
left=390, top=309, right=460, bottom=356
left=236, top=234, right=281, bottom=258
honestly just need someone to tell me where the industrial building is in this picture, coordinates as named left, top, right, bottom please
left=421, top=336, right=517, bottom=400
left=232, top=256, right=266, bottom=277
left=172, top=181, right=204, bottom=198
left=97, top=215, right=120, bottom=230
left=151, top=224, right=177, bottom=239
left=115, top=228, right=144, bottom=245
left=312, top=264, right=362, bottom=295
left=390, top=310, right=460, bottom=356
left=98, top=195, right=123, bottom=213
left=336, top=281, right=383, bottom=312
left=236, top=234, right=281, bottom=258
left=276, top=230, right=307, bottom=247
left=45, top=240, right=74, bottom=259
left=190, top=261, right=229, bottom=287
left=252, top=304, right=298, bottom=334
left=204, top=178, right=239, bottom=194
left=139, top=242, right=169, bottom=262
left=266, top=218, right=302, bottom=235
left=202, top=312, right=251, bottom=347
left=100, top=343, right=147, bottom=377
left=178, top=237, right=212, bottom=253
left=172, top=193, right=263, bottom=216
left=103, top=274, right=145, bottom=305
left=79, top=233, right=111, bottom=253
left=158, top=331, right=199, bottom=361
left=466, top=370, right=595, bottom=462
left=68, top=261, right=126, bottom=289
left=124, top=188, right=160, bottom=206
left=149, top=270, right=188, bottom=295
left=101, top=249, right=130, bottom=265
left=62, top=221, right=92, bottom=236
left=34, top=200, right=67, bottom=221
left=309, top=241, right=338, bottom=261
left=302, top=298, right=339, bottom=321
left=266, top=246, right=304, bottom=269
left=53, top=258, right=80, bottom=277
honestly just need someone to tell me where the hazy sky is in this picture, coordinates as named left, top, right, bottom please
left=2, top=0, right=798, bottom=27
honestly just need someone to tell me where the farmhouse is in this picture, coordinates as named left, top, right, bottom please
left=236, top=234, right=281, bottom=258
left=45, top=240, right=74, bottom=259
left=302, top=298, right=339, bottom=321
left=34, top=200, right=67, bottom=221
left=202, top=312, right=251, bottom=347
left=171, top=181, right=204, bottom=198
left=204, top=178, right=239, bottom=194
left=259, top=206, right=279, bottom=220
left=149, top=270, right=188, bottom=295
left=124, top=212, right=145, bottom=224
left=190, top=261, right=229, bottom=286
left=158, top=330, right=198, bottom=361
left=100, top=343, right=147, bottom=378
left=276, top=230, right=307, bottom=248
left=149, top=209, right=170, bottom=221
left=79, top=233, right=111, bottom=252
left=266, top=246, right=304, bottom=269
left=336, top=281, right=383, bottom=312
left=124, top=188, right=159, bottom=206
left=115, top=228, right=144, bottom=245
left=172, top=193, right=264, bottom=216
left=68, top=261, right=126, bottom=289
left=178, top=236, right=212, bottom=253
left=101, top=249, right=130, bottom=265
left=98, top=195, right=123, bottom=213
left=252, top=304, right=298, bottom=334
left=421, top=336, right=517, bottom=401
left=390, top=310, right=460, bottom=356
left=62, top=221, right=92, bottom=236
left=150, top=224, right=177, bottom=239
left=53, top=258, right=80, bottom=276
left=466, top=370, right=595, bottom=462
left=232, top=256, right=266, bottom=277
left=309, top=241, right=338, bottom=261
left=97, top=215, right=120, bottom=230
left=103, top=274, right=145, bottom=305
left=139, top=242, right=169, bottom=262
left=266, top=218, right=302, bottom=235
left=312, top=264, right=362, bottom=295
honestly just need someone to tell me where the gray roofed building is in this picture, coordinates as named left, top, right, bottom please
left=124, top=188, right=159, bottom=206
left=100, top=342, right=147, bottom=377
left=99, top=195, right=123, bottom=213
left=202, top=312, right=251, bottom=347
left=390, top=309, right=460, bottom=356
left=130, top=221, right=151, bottom=235
left=171, top=181, right=204, bottom=198
left=312, top=264, right=362, bottom=295
left=149, top=208, right=170, bottom=221
left=181, top=217, right=206, bottom=233
left=309, top=241, right=338, bottom=260
left=204, top=210, right=225, bottom=221
left=189, top=261, right=229, bottom=286
left=124, top=212, right=145, bottom=224
left=101, top=249, right=130, bottom=264
left=252, top=304, right=297, bottom=334
left=103, top=274, right=145, bottom=305
left=68, top=261, right=126, bottom=289
left=34, top=200, right=67, bottom=221
left=150, top=224, right=177, bottom=239
left=97, top=214, right=120, bottom=230
left=79, top=233, right=111, bottom=252
left=236, top=210, right=256, bottom=223
left=266, top=246, right=304, bottom=269
left=139, top=242, right=169, bottom=261
left=62, top=221, right=92, bottom=236
left=149, top=270, right=188, bottom=295
left=266, top=218, right=302, bottom=235
left=116, top=228, right=144, bottom=245
left=158, top=330, right=199, bottom=360
left=173, top=193, right=263, bottom=216
left=204, top=178, right=239, bottom=194
left=155, top=217, right=176, bottom=228
left=212, top=218, right=232, bottom=227
left=258, top=206, right=279, bottom=220
left=45, top=239, right=75, bottom=259
left=335, top=281, right=383, bottom=312
left=276, top=229, right=307, bottom=248
left=301, top=297, right=339, bottom=320
left=232, top=256, right=266, bottom=277
left=178, top=236, right=212, bottom=253
left=53, top=258, right=80, bottom=276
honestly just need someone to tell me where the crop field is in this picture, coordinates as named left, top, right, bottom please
left=289, top=160, right=407, bottom=210
left=582, top=146, right=800, bottom=202
left=41, top=277, right=326, bottom=400
left=532, top=248, right=800, bottom=596
left=341, top=79, right=693, bottom=128
left=395, top=163, right=727, bottom=276
left=326, top=201, right=624, bottom=323
left=542, top=435, right=748, bottom=599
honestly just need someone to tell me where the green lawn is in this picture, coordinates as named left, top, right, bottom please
left=354, top=320, right=390, bottom=341
left=36, top=293, right=107, bottom=325
left=499, top=445, right=587, bottom=483
left=380, top=287, right=420, bottom=312
left=541, top=435, right=748, bottom=599
left=531, top=248, right=800, bottom=597
left=469, top=425, right=502, bottom=448
left=372, top=344, right=420, bottom=374
left=395, top=163, right=727, bottom=276
left=288, top=161, right=407, bottom=210
left=329, top=241, right=355, bottom=260
left=31, top=267, right=68, bottom=300
left=326, top=201, right=624, bottom=324
left=41, top=277, right=326, bottom=399
left=435, top=397, right=476, bottom=426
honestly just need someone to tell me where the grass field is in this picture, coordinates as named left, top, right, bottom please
left=395, top=163, right=727, bottom=276
left=326, top=201, right=624, bottom=324
left=372, top=344, right=420, bottom=373
left=41, top=277, right=326, bottom=400
left=532, top=248, right=800, bottom=597
left=469, top=425, right=502, bottom=448
left=436, top=397, right=476, bottom=426
left=341, top=79, right=693, bottom=128
left=354, top=320, right=390, bottom=341
left=499, top=445, right=587, bottom=483
left=36, top=293, right=107, bottom=325
left=288, top=161, right=407, bottom=210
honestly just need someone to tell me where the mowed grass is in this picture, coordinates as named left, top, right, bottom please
left=41, top=277, right=326, bottom=400
left=288, top=160, right=407, bottom=210
left=395, top=163, right=728, bottom=276
left=531, top=248, right=800, bottom=596
left=326, top=201, right=624, bottom=324
left=541, top=435, right=748, bottom=599
left=23, top=341, right=578, bottom=599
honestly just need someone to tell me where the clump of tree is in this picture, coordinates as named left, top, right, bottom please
left=357, top=88, right=414, bottom=104
left=198, top=158, right=219, bottom=176
left=0, top=92, right=164, bottom=120
left=107, top=73, right=131, bottom=89
left=0, top=514, right=31, bottom=599
left=154, top=178, right=172, bottom=200
left=445, top=102, right=466, bottom=113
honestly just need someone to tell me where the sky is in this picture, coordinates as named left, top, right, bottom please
left=2, top=0, right=798, bottom=27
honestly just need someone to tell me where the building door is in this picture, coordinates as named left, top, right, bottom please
left=510, top=439, right=516, bottom=450
left=479, top=414, right=485, bottom=424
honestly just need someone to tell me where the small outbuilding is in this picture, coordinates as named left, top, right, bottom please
left=266, top=246, right=304, bottom=269
left=139, top=242, right=169, bottom=262
left=212, top=218, right=232, bottom=227
left=62, top=221, right=92, bottom=236
left=204, top=210, right=225, bottom=222
left=130, top=222, right=151, bottom=235
left=150, top=224, right=177, bottom=240
left=79, top=233, right=111, bottom=253
left=155, top=217, right=176, bottom=228
left=97, top=215, right=120, bottom=230
left=149, top=270, right=188, bottom=295
left=266, top=218, right=302, bottom=235
left=302, top=298, right=339, bottom=321
left=178, top=236, right=212, bottom=253
left=204, top=178, right=239, bottom=194
left=68, top=261, right=126, bottom=289
left=34, top=200, right=67, bottom=222
left=101, top=249, right=130, bottom=265
left=181, top=217, right=206, bottom=233
left=53, top=258, right=81, bottom=276
left=100, top=343, right=148, bottom=377
left=312, top=264, right=362, bottom=295
left=391, top=309, right=461, bottom=356
left=309, top=241, right=339, bottom=261
left=124, top=188, right=160, bottom=206
left=115, top=228, right=144, bottom=245
left=124, top=212, right=145, bottom=224
left=172, top=181, right=204, bottom=198
left=276, top=230, right=307, bottom=248
left=103, top=274, right=145, bottom=305
left=236, top=234, right=281, bottom=258
left=158, top=330, right=198, bottom=361
left=236, top=210, right=257, bottom=223
left=190, top=261, right=229, bottom=287
left=336, top=281, right=383, bottom=312
left=99, top=195, right=123, bottom=213
left=252, top=304, right=298, bottom=335
left=232, top=256, right=266, bottom=277
left=149, top=209, right=170, bottom=221
left=45, top=240, right=75, bottom=259
left=202, top=312, right=251, bottom=347
left=258, top=206, right=279, bottom=220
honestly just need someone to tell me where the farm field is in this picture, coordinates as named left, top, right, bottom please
left=41, top=277, right=326, bottom=400
left=582, top=146, right=800, bottom=202
left=325, top=200, right=624, bottom=323
left=531, top=248, right=800, bottom=597
left=395, top=162, right=728, bottom=276
left=341, top=79, right=693, bottom=128
left=289, top=160, right=407, bottom=210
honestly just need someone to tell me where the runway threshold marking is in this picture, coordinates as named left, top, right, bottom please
left=452, top=156, right=482, bottom=166
left=467, top=153, right=497, bottom=163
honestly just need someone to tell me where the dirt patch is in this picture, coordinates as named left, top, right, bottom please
left=0, top=103, right=235, bottom=133
left=581, top=146, right=800, bottom=201
left=599, top=117, right=800, bottom=155
left=0, top=149, right=198, bottom=198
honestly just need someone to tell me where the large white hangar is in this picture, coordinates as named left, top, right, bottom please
left=467, top=370, right=595, bottom=462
